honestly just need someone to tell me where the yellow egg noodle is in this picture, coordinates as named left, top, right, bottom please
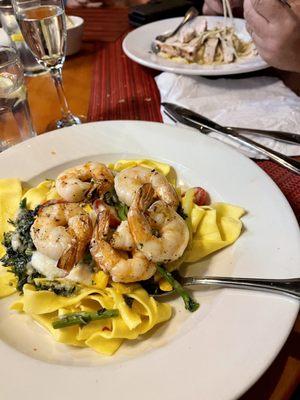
left=11, top=281, right=171, bottom=355
left=0, top=159, right=245, bottom=356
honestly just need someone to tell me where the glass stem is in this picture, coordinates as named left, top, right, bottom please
left=50, top=67, right=75, bottom=123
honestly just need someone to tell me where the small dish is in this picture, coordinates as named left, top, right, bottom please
left=66, top=16, right=84, bottom=56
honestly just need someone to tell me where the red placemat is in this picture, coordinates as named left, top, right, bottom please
left=66, top=7, right=129, bottom=42
left=256, top=160, right=300, bottom=219
left=88, top=40, right=162, bottom=122
left=88, top=33, right=300, bottom=222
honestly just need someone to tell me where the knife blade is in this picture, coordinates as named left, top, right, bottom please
left=162, top=103, right=300, bottom=145
left=162, top=102, right=300, bottom=175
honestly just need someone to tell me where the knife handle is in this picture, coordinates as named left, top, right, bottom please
left=229, top=127, right=300, bottom=145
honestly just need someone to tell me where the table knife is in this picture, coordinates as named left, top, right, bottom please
left=162, top=102, right=300, bottom=175
left=163, top=104, right=300, bottom=145
left=212, top=126, right=299, bottom=145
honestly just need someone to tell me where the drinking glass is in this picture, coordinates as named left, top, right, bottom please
left=0, top=46, right=35, bottom=150
left=11, top=0, right=82, bottom=129
left=0, top=0, right=46, bottom=76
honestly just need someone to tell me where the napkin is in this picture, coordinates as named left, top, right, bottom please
left=155, top=72, right=300, bottom=159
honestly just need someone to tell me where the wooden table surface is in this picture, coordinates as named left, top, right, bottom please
left=26, top=43, right=95, bottom=134
left=24, top=5, right=300, bottom=400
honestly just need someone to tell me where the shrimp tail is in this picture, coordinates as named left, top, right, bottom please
left=57, top=241, right=78, bottom=272
left=75, top=239, right=90, bottom=266
left=97, top=178, right=114, bottom=198
left=133, top=183, right=155, bottom=211
left=58, top=220, right=92, bottom=271
left=92, top=210, right=111, bottom=242
left=90, top=210, right=120, bottom=274
left=85, top=177, right=114, bottom=202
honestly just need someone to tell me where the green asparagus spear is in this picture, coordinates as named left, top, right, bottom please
left=52, top=309, right=119, bottom=329
left=157, top=265, right=199, bottom=312
left=115, top=203, right=128, bottom=221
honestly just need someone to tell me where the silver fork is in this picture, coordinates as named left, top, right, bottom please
left=151, top=7, right=198, bottom=54
left=152, top=275, right=300, bottom=300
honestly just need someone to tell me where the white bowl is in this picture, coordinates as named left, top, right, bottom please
left=66, top=16, right=84, bottom=56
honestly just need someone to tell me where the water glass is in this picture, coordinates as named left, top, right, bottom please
left=0, top=46, right=35, bottom=150
left=0, top=0, right=46, bottom=76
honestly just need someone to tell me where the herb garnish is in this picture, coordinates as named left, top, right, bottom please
left=33, top=279, right=77, bottom=297
left=1, top=199, right=40, bottom=291
left=104, top=188, right=128, bottom=221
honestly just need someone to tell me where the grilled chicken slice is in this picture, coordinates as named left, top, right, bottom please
left=203, top=37, right=219, bottom=64
left=178, top=25, right=195, bottom=43
left=220, top=34, right=236, bottom=63
left=157, top=42, right=180, bottom=58
left=180, top=36, right=203, bottom=62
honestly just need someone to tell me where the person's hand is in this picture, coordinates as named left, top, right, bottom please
left=202, top=0, right=243, bottom=15
left=244, top=0, right=300, bottom=72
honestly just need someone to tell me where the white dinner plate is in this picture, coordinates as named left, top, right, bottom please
left=123, top=16, right=268, bottom=76
left=0, top=121, right=299, bottom=400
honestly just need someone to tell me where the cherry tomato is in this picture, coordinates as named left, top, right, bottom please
left=193, top=187, right=209, bottom=206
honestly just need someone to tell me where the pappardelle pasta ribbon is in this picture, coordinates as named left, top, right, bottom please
left=11, top=281, right=171, bottom=355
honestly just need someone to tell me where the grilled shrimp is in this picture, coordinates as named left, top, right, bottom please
left=90, top=211, right=156, bottom=283
left=110, top=220, right=135, bottom=251
left=128, top=184, right=189, bottom=263
left=30, top=201, right=93, bottom=272
left=56, top=162, right=114, bottom=202
left=114, top=166, right=179, bottom=208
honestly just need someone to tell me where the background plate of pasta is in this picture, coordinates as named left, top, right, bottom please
left=123, top=16, right=269, bottom=76
left=0, top=121, right=299, bottom=400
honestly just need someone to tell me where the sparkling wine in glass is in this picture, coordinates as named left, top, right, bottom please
left=12, top=0, right=82, bottom=129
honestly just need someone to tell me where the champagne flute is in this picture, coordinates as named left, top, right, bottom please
left=11, top=0, right=82, bottom=129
